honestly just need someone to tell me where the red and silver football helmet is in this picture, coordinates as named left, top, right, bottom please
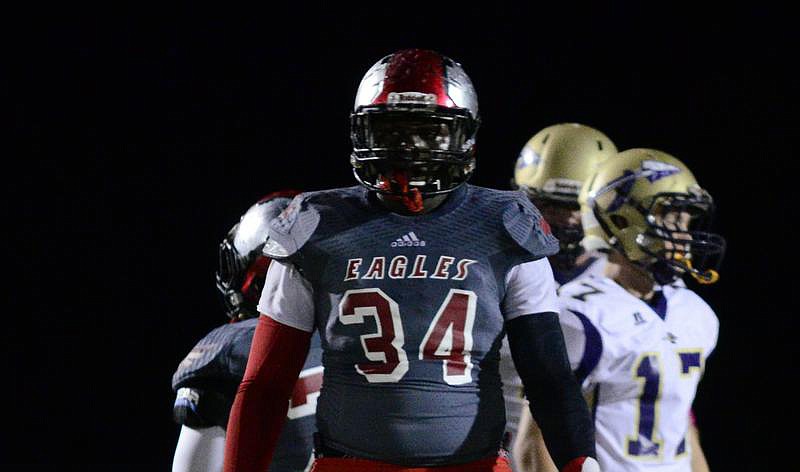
left=350, top=49, right=480, bottom=208
left=216, top=190, right=299, bottom=320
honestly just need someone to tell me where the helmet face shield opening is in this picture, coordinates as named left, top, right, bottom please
left=352, top=106, right=475, bottom=154
left=531, top=197, right=584, bottom=271
left=639, top=192, right=726, bottom=284
left=216, top=232, right=252, bottom=320
left=216, top=234, right=272, bottom=320
left=351, top=104, right=477, bottom=196
left=352, top=105, right=477, bottom=159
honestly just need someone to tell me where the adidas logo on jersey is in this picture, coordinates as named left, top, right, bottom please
left=391, top=231, right=426, bottom=247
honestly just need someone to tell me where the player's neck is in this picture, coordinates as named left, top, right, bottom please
left=376, top=193, right=449, bottom=215
left=604, top=250, right=656, bottom=301
left=573, top=251, right=594, bottom=267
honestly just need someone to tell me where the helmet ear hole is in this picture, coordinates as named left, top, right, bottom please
left=610, top=214, right=629, bottom=229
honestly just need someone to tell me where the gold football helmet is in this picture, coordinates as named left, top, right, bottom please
left=513, top=123, right=618, bottom=201
left=512, top=123, right=617, bottom=271
left=580, top=148, right=726, bottom=284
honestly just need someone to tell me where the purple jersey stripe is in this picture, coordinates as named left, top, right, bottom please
left=569, top=309, right=603, bottom=384
left=648, top=290, right=668, bottom=320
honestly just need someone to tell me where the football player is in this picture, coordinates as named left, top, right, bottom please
left=512, top=123, right=618, bottom=283
left=518, top=149, right=725, bottom=471
left=502, top=124, right=618, bottom=464
left=171, top=191, right=323, bottom=472
left=223, top=49, right=600, bottom=472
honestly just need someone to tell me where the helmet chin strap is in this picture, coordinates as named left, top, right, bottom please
left=648, top=254, right=720, bottom=286
left=673, top=253, right=720, bottom=284
left=377, top=170, right=425, bottom=213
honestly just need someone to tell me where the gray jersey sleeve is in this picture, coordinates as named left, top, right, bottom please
left=257, top=260, right=315, bottom=332
left=502, top=192, right=560, bottom=259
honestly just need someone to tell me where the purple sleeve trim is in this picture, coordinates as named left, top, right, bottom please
left=569, top=309, right=603, bottom=384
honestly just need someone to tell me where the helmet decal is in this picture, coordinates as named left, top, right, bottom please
left=641, top=160, right=682, bottom=183
left=374, top=49, right=450, bottom=107
left=605, top=170, right=637, bottom=213
left=516, top=146, right=541, bottom=170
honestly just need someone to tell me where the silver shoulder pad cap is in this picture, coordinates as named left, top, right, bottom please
left=262, top=236, right=290, bottom=259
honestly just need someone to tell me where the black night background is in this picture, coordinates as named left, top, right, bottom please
left=9, top=5, right=793, bottom=470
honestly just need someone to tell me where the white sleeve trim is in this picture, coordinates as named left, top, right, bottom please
left=257, top=260, right=315, bottom=333
left=502, top=258, right=560, bottom=321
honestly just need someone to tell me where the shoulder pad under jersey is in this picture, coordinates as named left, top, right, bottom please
left=503, top=192, right=560, bottom=259
left=262, top=193, right=321, bottom=259
left=232, top=195, right=295, bottom=256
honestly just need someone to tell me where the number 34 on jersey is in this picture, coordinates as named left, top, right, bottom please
left=339, top=288, right=476, bottom=385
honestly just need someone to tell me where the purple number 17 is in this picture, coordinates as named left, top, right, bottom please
left=627, top=350, right=703, bottom=459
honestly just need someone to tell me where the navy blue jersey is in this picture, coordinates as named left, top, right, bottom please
left=263, top=184, right=558, bottom=466
left=172, top=318, right=323, bottom=471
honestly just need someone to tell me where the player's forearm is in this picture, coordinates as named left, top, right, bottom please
left=507, top=313, right=596, bottom=471
left=224, top=379, right=288, bottom=472
left=223, top=315, right=312, bottom=472
left=512, top=405, right=536, bottom=472
left=689, top=424, right=711, bottom=472
left=513, top=407, right=559, bottom=472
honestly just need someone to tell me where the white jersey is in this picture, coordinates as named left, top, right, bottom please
left=558, top=275, right=718, bottom=472
left=499, top=255, right=607, bottom=440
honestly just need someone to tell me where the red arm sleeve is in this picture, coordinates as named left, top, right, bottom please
left=223, top=315, right=312, bottom=472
